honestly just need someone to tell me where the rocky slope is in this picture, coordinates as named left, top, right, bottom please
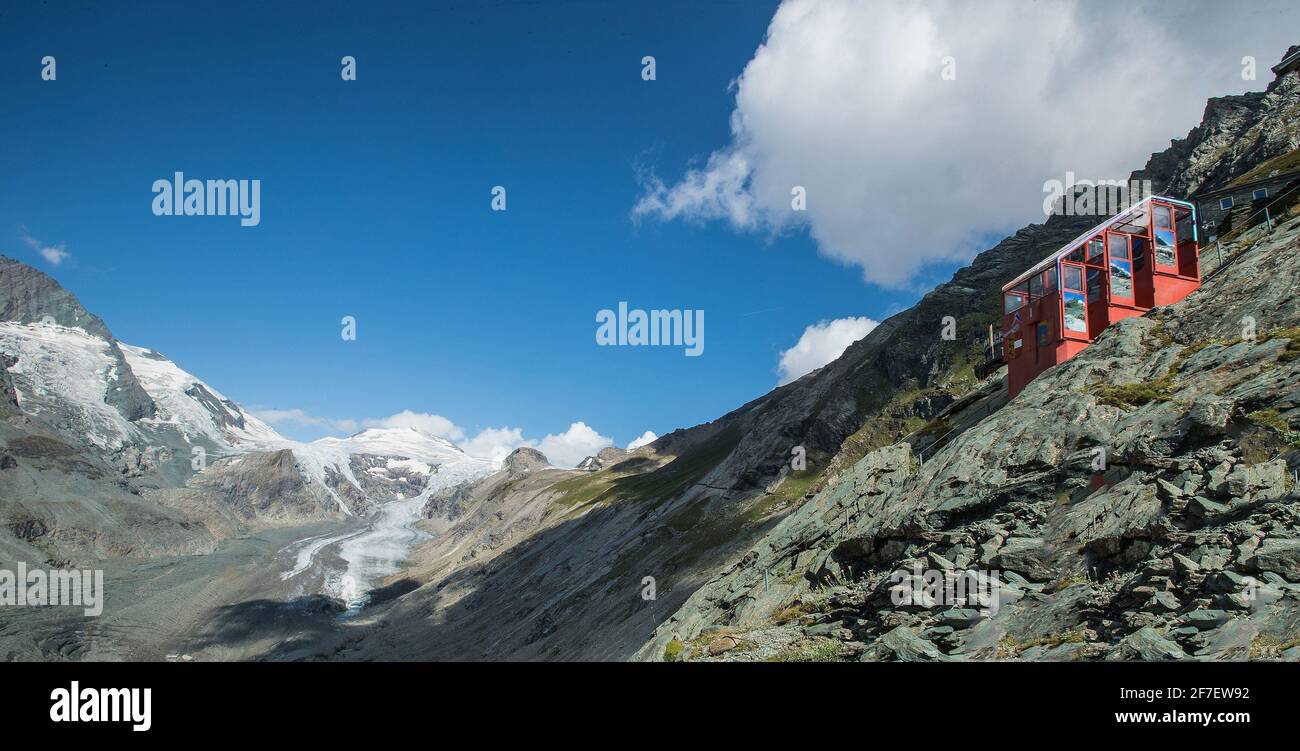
left=631, top=53, right=1300, bottom=663
left=639, top=213, right=1300, bottom=661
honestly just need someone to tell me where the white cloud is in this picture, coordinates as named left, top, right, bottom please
left=536, top=421, right=614, bottom=469
left=20, top=228, right=70, bottom=266
left=633, top=0, right=1300, bottom=288
left=251, top=408, right=357, bottom=433
left=627, top=430, right=658, bottom=450
left=777, top=316, right=878, bottom=385
left=256, top=406, right=616, bottom=470
left=457, top=422, right=614, bottom=469
left=362, top=410, right=465, bottom=441
left=457, top=426, right=530, bottom=465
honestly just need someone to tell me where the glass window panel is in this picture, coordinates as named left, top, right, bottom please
left=1154, top=204, right=1173, bottom=229
left=1063, top=292, right=1087, bottom=333
left=1004, top=292, right=1025, bottom=314
left=1155, top=228, right=1176, bottom=266
left=1087, top=238, right=1105, bottom=263
left=1219, top=197, right=1234, bottom=210
left=1063, top=265, right=1082, bottom=290
left=1253, top=188, right=1268, bottom=200
left=1109, top=234, right=1130, bottom=260
left=1029, top=273, right=1043, bottom=297
left=1087, top=268, right=1103, bottom=302
left=1110, top=259, right=1133, bottom=299
left=1044, top=267, right=1058, bottom=292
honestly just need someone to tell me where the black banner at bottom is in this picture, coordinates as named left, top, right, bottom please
left=2, top=661, right=1287, bottom=739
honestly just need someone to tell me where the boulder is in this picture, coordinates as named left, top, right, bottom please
left=991, top=537, right=1054, bottom=581
left=1106, top=627, right=1184, bottom=661
left=1247, top=539, right=1300, bottom=581
left=865, top=626, right=947, bottom=662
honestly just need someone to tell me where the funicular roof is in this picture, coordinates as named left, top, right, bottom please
left=1001, top=196, right=1194, bottom=293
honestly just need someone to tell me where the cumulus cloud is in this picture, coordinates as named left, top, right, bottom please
left=633, top=0, right=1300, bottom=287
left=627, top=430, right=658, bottom=450
left=777, top=316, right=878, bottom=385
left=536, top=422, right=615, bottom=468
left=251, top=408, right=358, bottom=433
left=20, top=228, right=70, bottom=266
left=263, top=406, right=617, bottom=470
left=362, top=410, right=465, bottom=441
left=455, top=422, right=614, bottom=468
left=457, top=426, right=530, bottom=465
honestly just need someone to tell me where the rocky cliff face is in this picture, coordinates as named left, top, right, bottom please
left=0, top=255, right=156, bottom=422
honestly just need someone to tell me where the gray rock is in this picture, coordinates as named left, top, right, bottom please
left=866, top=626, right=946, bottom=662
left=991, top=537, right=1054, bottom=582
left=503, top=447, right=550, bottom=475
left=1181, top=609, right=1234, bottom=630
left=1106, top=627, right=1184, bottom=661
left=939, top=608, right=985, bottom=629
left=1247, top=539, right=1300, bottom=581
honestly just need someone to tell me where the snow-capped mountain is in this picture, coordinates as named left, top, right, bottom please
left=287, top=427, right=496, bottom=515
left=120, top=342, right=285, bottom=449
left=1, top=254, right=497, bottom=567
left=0, top=320, right=144, bottom=451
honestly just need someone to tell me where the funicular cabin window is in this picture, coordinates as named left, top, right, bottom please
left=1029, top=272, right=1043, bottom=298
left=1044, top=267, right=1057, bottom=292
left=1087, top=268, right=1103, bottom=303
left=1108, top=234, right=1133, bottom=299
left=1219, top=196, right=1234, bottom=210
left=1154, top=204, right=1176, bottom=267
left=1063, top=265, right=1082, bottom=291
left=1086, top=238, right=1104, bottom=264
left=1253, top=188, right=1268, bottom=200
left=1061, top=264, right=1087, bottom=334
left=1004, top=288, right=1027, bottom=314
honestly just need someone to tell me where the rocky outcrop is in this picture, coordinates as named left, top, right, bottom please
left=503, top=447, right=549, bottom=475
left=150, top=449, right=341, bottom=537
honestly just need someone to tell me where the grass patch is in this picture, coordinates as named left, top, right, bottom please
left=770, top=601, right=817, bottom=625
left=662, top=639, right=684, bottom=662
left=1091, top=375, right=1177, bottom=408
left=1247, top=408, right=1291, bottom=433
left=768, top=639, right=845, bottom=662
left=1001, top=628, right=1090, bottom=656
left=763, top=468, right=823, bottom=508
left=1259, top=326, right=1300, bottom=362
left=1226, top=147, right=1300, bottom=189
left=1089, top=334, right=1243, bottom=409
left=1249, top=633, right=1300, bottom=660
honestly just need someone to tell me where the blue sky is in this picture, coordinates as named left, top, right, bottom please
left=2, top=1, right=1295, bottom=463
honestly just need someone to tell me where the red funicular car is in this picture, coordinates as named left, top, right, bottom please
left=1001, top=196, right=1200, bottom=398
